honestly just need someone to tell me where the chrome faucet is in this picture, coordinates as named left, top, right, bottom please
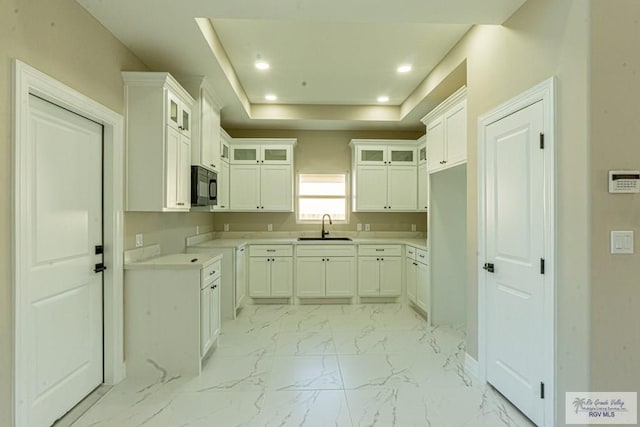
left=321, top=214, right=332, bottom=238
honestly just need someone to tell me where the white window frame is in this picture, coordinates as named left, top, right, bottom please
left=296, top=170, right=350, bottom=224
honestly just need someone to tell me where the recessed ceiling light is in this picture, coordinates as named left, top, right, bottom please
left=255, top=61, right=270, bottom=70
left=265, top=94, right=277, bottom=101
left=377, top=96, right=390, bottom=103
left=397, top=64, right=412, bottom=73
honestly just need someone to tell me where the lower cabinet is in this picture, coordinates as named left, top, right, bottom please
left=358, top=245, right=402, bottom=297
left=124, top=256, right=221, bottom=377
left=248, top=245, right=293, bottom=298
left=296, top=245, right=355, bottom=298
left=200, top=274, right=221, bottom=358
left=406, top=246, right=431, bottom=321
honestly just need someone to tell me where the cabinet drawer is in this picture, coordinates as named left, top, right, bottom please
left=358, top=245, right=402, bottom=257
left=416, top=249, right=429, bottom=265
left=250, top=245, right=293, bottom=257
left=201, top=259, right=221, bottom=286
left=405, top=246, right=416, bottom=260
left=296, top=245, right=355, bottom=257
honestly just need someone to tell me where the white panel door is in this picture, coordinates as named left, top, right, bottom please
left=426, top=118, right=445, bottom=172
left=355, top=166, right=387, bottom=211
left=357, top=257, right=380, bottom=296
left=445, top=99, right=467, bottom=166
left=248, top=257, right=270, bottom=297
left=229, top=165, right=260, bottom=210
left=387, top=166, right=417, bottom=211
left=416, top=261, right=430, bottom=315
left=325, top=257, right=355, bottom=297
left=379, top=257, right=402, bottom=296
left=261, top=165, right=292, bottom=211
left=418, top=163, right=428, bottom=211
left=165, top=126, right=180, bottom=209
left=26, top=95, right=103, bottom=427
left=178, top=134, right=191, bottom=207
left=270, top=257, right=293, bottom=297
left=296, top=257, right=325, bottom=297
left=485, top=100, right=544, bottom=425
left=405, top=258, right=417, bottom=304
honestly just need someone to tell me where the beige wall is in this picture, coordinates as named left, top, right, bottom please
left=422, top=0, right=591, bottom=422
left=218, top=129, right=427, bottom=233
left=590, top=0, right=640, bottom=394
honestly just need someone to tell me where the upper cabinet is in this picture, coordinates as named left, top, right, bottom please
left=214, top=128, right=231, bottom=211
left=350, top=140, right=418, bottom=212
left=421, top=86, right=467, bottom=174
left=180, top=77, right=223, bottom=173
left=355, top=143, right=417, bottom=166
left=228, top=139, right=296, bottom=212
left=230, top=139, right=293, bottom=165
left=123, top=72, right=195, bottom=212
left=417, top=135, right=428, bottom=212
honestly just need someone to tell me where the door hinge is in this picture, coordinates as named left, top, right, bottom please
left=539, top=133, right=545, bottom=149
left=540, top=258, right=545, bottom=274
left=540, top=382, right=545, bottom=399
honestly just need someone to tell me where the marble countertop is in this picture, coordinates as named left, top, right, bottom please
left=187, top=234, right=428, bottom=251
left=125, top=252, right=223, bottom=270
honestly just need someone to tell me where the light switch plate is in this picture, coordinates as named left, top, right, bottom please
left=365, top=224, right=371, bottom=232
left=135, top=233, right=143, bottom=248
left=356, top=223, right=362, bottom=232
left=224, top=224, right=230, bottom=232
left=411, top=224, right=417, bottom=232
left=267, top=224, right=273, bottom=232
left=611, top=230, right=634, bottom=254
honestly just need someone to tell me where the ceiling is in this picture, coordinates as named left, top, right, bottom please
left=76, top=0, right=527, bottom=131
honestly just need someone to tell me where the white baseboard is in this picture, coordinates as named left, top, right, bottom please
left=465, top=353, right=479, bottom=379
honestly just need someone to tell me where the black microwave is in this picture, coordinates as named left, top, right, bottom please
left=191, top=166, right=217, bottom=207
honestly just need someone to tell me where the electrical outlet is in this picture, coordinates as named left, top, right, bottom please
left=356, top=223, right=362, bottom=232
left=365, top=224, right=371, bottom=232
left=196, top=226, right=200, bottom=235
left=411, top=224, right=417, bottom=232
left=135, top=233, right=143, bottom=248
left=224, top=223, right=230, bottom=232
left=267, top=224, right=273, bottom=232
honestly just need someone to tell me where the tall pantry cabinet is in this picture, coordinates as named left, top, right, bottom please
left=123, top=72, right=194, bottom=212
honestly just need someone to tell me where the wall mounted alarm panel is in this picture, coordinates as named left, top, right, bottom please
left=609, top=170, right=640, bottom=193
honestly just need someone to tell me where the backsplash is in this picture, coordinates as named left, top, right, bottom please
left=124, top=212, right=214, bottom=253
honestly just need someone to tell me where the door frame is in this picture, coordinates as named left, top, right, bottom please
left=477, top=77, right=556, bottom=426
left=12, top=60, right=126, bottom=426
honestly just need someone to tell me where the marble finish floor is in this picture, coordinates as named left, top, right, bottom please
left=72, top=304, right=534, bottom=427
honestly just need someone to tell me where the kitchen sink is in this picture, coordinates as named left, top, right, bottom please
left=297, top=237, right=352, bottom=241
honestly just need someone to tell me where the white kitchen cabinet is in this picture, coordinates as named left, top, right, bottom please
left=181, top=77, right=222, bottom=172
left=405, top=246, right=430, bottom=322
left=354, top=165, right=417, bottom=211
left=405, top=256, right=417, bottom=303
left=355, top=142, right=417, bottom=166
left=230, top=140, right=293, bottom=165
left=295, top=245, right=356, bottom=298
left=229, top=164, right=261, bottom=210
left=350, top=140, right=419, bottom=212
left=214, top=129, right=231, bottom=211
left=422, top=86, right=467, bottom=174
left=418, top=163, right=428, bottom=211
left=358, top=245, right=402, bottom=297
left=229, top=162, right=294, bottom=211
left=418, top=136, right=428, bottom=212
left=124, top=253, right=221, bottom=376
left=123, top=72, right=194, bottom=212
left=248, top=245, right=293, bottom=298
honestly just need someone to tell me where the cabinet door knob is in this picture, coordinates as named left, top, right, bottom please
left=261, top=206, right=264, bottom=209
left=322, top=258, right=325, bottom=261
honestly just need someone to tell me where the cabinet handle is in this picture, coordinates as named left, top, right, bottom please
left=211, top=284, right=217, bottom=289
left=261, top=206, right=264, bottom=209
left=209, top=270, right=216, bottom=276
left=322, top=258, right=325, bottom=261
left=210, top=164, right=215, bottom=168
left=326, top=258, right=330, bottom=262
left=443, top=160, right=447, bottom=164
left=267, top=249, right=276, bottom=252
left=256, top=160, right=259, bottom=163
left=375, top=249, right=384, bottom=252
left=376, top=258, right=380, bottom=261
left=413, top=262, right=418, bottom=266
left=257, top=206, right=260, bottom=209
left=381, top=258, right=384, bottom=261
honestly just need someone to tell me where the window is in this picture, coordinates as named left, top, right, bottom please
left=297, top=172, right=348, bottom=222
